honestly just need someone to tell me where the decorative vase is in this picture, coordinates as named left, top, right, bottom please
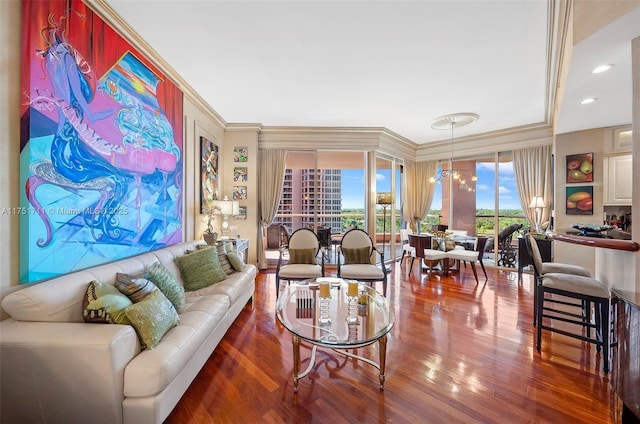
left=203, top=232, right=218, bottom=245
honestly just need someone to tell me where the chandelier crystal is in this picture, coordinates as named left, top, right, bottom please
left=429, top=113, right=479, bottom=192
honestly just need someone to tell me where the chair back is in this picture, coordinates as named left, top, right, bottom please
left=475, top=236, right=488, bottom=260
left=400, top=228, right=412, bottom=244
left=408, top=234, right=432, bottom=259
left=316, top=227, right=331, bottom=249
left=341, top=228, right=373, bottom=255
left=288, top=228, right=320, bottom=255
left=524, top=234, right=544, bottom=276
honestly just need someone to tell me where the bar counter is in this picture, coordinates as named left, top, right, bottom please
left=549, top=229, right=639, bottom=424
left=548, top=229, right=639, bottom=252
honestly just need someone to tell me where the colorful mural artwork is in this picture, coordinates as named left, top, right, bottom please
left=200, top=136, right=219, bottom=209
left=19, top=1, right=184, bottom=283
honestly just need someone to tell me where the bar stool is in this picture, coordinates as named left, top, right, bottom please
left=524, top=234, right=592, bottom=326
left=525, top=234, right=611, bottom=373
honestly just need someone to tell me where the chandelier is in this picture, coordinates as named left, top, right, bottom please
left=429, top=113, right=479, bottom=191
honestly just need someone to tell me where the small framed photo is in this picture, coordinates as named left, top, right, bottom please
left=566, top=153, right=593, bottom=183
left=233, top=185, right=247, bottom=200
left=234, top=167, right=248, bottom=182
left=237, top=206, right=247, bottom=220
left=566, top=186, right=593, bottom=215
left=233, top=147, right=248, bottom=163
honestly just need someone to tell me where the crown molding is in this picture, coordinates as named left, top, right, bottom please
left=415, top=123, right=554, bottom=162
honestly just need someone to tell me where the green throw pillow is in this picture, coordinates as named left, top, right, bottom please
left=125, top=289, right=179, bottom=349
left=343, top=246, right=371, bottom=264
left=145, top=262, right=186, bottom=313
left=289, top=248, right=317, bottom=265
left=114, top=273, right=157, bottom=303
left=227, top=250, right=245, bottom=271
left=83, top=280, right=133, bottom=325
left=176, top=246, right=227, bottom=291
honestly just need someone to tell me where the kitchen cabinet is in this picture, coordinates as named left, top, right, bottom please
left=604, top=154, right=632, bottom=205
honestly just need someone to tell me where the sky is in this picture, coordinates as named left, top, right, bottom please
left=340, top=161, right=523, bottom=211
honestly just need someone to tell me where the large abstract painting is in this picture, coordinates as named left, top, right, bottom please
left=20, top=0, right=184, bottom=283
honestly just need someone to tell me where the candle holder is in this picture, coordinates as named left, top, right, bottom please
left=318, top=282, right=331, bottom=325
left=346, top=280, right=360, bottom=324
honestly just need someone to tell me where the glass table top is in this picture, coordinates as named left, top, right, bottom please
left=276, top=277, right=395, bottom=348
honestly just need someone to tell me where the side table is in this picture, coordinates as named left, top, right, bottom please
left=217, top=238, right=249, bottom=263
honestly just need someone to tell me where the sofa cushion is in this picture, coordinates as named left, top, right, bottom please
left=176, top=246, right=227, bottom=291
left=115, top=273, right=157, bottom=303
left=226, top=250, right=245, bottom=271
left=343, top=246, right=371, bottom=264
left=125, top=289, right=179, bottom=349
left=124, top=293, right=230, bottom=397
left=145, top=262, right=186, bottom=313
left=82, top=280, right=133, bottom=325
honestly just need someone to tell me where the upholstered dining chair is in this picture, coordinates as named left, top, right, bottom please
left=445, top=236, right=489, bottom=283
left=524, top=234, right=611, bottom=373
left=337, top=228, right=388, bottom=296
left=407, top=233, right=445, bottom=276
left=275, top=228, right=324, bottom=296
left=523, top=233, right=592, bottom=326
left=399, top=228, right=416, bottom=265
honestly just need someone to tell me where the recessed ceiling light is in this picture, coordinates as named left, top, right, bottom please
left=592, top=64, right=613, bottom=74
left=581, top=98, right=597, bottom=105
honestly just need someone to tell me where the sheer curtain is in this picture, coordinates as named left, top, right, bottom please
left=257, top=149, right=287, bottom=269
left=513, top=145, right=552, bottom=231
left=402, top=160, right=437, bottom=232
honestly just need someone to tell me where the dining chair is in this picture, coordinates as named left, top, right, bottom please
left=337, top=228, right=388, bottom=296
left=408, top=234, right=445, bottom=275
left=524, top=234, right=611, bottom=373
left=399, top=228, right=416, bottom=265
left=275, top=228, right=324, bottom=296
left=443, top=237, right=487, bottom=284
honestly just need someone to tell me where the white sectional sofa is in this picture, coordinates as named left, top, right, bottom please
left=0, top=240, right=256, bottom=424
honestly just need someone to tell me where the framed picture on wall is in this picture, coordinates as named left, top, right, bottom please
left=234, top=167, right=247, bottom=182
left=233, top=147, right=248, bottom=163
left=566, top=186, right=593, bottom=215
left=201, top=136, right=219, bottom=210
left=233, top=185, right=247, bottom=200
left=566, top=152, right=593, bottom=183
left=237, top=206, right=247, bottom=220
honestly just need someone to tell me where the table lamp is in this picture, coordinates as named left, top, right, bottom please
left=528, top=195, right=546, bottom=233
left=211, top=196, right=240, bottom=239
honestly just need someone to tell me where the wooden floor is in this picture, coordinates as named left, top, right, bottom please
left=166, top=260, right=614, bottom=424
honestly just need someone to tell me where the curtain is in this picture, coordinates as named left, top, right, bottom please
left=257, top=149, right=287, bottom=269
left=513, top=145, right=552, bottom=231
left=402, top=160, right=437, bottom=232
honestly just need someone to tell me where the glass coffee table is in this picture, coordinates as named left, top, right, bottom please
left=276, top=277, right=395, bottom=392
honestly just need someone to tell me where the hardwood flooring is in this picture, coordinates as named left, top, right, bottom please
left=166, top=261, right=614, bottom=424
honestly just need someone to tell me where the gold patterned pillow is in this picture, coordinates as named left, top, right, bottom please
left=288, top=248, right=317, bottom=265
left=342, top=246, right=371, bottom=264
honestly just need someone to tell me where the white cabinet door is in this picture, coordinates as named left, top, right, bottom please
left=604, top=154, right=632, bottom=205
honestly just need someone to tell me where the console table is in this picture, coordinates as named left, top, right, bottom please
left=517, top=237, right=552, bottom=282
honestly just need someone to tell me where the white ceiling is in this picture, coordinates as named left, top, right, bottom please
left=104, top=1, right=639, bottom=145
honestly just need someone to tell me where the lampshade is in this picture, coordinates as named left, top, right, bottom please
left=528, top=196, right=546, bottom=209
left=211, top=196, right=240, bottom=216
left=376, top=192, right=393, bottom=205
